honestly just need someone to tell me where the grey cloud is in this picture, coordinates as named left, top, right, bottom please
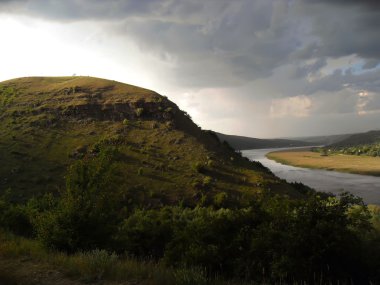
left=0, top=0, right=213, bottom=21
left=296, top=0, right=380, bottom=60
left=303, top=0, right=380, bottom=9
left=303, top=68, right=380, bottom=95
left=116, top=0, right=305, bottom=87
left=291, top=57, right=327, bottom=79
left=363, top=59, right=380, bottom=70
left=2, top=0, right=380, bottom=88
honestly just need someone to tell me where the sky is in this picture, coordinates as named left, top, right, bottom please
left=0, top=0, right=380, bottom=138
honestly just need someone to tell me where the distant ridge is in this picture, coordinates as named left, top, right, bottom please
left=329, top=130, right=380, bottom=147
left=215, top=132, right=314, bottom=150
left=288, top=134, right=351, bottom=146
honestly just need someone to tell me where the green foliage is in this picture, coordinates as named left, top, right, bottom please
left=135, top=108, right=144, bottom=117
left=173, top=267, right=207, bottom=285
left=0, top=195, right=33, bottom=237
left=0, top=87, right=17, bottom=108
left=75, top=249, right=118, bottom=281
left=191, top=162, right=205, bottom=173
left=206, top=159, right=214, bottom=167
left=202, top=176, right=213, bottom=189
left=122, top=118, right=129, bottom=125
left=318, top=143, right=380, bottom=157
left=114, top=193, right=380, bottom=283
left=1, top=187, right=380, bottom=283
left=213, top=192, right=228, bottom=208
left=34, top=148, right=123, bottom=252
left=116, top=208, right=175, bottom=258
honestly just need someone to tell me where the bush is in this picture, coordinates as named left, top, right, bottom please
left=116, top=207, right=175, bottom=258
left=135, top=108, right=144, bottom=117
left=0, top=192, right=34, bottom=237
left=76, top=249, right=118, bottom=281
left=173, top=267, right=207, bottom=285
left=213, top=192, right=228, bottom=208
left=191, top=162, right=204, bottom=173
left=34, top=148, right=123, bottom=252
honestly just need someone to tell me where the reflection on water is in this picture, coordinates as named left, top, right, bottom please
left=242, top=148, right=380, bottom=205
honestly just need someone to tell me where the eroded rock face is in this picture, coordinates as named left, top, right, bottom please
left=56, top=100, right=177, bottom=122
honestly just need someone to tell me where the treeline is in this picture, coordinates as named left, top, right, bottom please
left=1, top=148, right=380, bottom=284
left=314, top=143, right=380, bottom=157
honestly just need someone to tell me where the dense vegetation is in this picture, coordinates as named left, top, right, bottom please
left=1, top=149, right=380, bottom=284
left=314, top=143, right=380, bottom=157
left=314, top=130, right=380, bottom=157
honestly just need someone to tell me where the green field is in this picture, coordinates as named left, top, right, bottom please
left=267, top=149, right=380, bottom=176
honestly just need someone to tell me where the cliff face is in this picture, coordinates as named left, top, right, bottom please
left=0, top=76, right=299, bottom=203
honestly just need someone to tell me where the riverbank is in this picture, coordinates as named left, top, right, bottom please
left=266, top=150, right=380, bottom=177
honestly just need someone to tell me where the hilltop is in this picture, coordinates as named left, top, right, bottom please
left=0, top=76, right=298, bottom=204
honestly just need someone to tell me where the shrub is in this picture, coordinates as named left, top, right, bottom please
left=0, top=192, right=34, bottom=237
left=213, top=192, right=228, bottom=208
left=173, top=267, right=207, bottom=285
left=76, top=249, right=118, bottom=281
left=135, top=108, right=144, bottom=117
left=34, top=148, right=123, bottom=252
left=191, top=162, right=204, bottom=173
left=116, top=208, right=175, bottom=258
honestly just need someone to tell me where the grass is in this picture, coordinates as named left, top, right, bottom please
left=267, top=150, right=380, bottom=176
left=0, top=231, right=255, bottom=285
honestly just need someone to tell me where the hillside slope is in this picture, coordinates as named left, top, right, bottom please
left=0, top=76, right=299, bottom=204
left=216, top=132, right=314, bottom=150
left=289, top=134, right=351, bottom=146
left=329, top=130, right=380, bottom=148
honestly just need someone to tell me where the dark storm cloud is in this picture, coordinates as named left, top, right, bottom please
left=0, top=0, right=206, bottom=21
left=291, top=57, right=327, bottom=79
left=297, top=0, right=380, bottom=60
left=1, top=0, right=379, bottom=90
left=303, top=0, right=380, bottom=8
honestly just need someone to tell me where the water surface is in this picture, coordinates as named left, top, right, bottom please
left=242, top=148, right=380, bottom=205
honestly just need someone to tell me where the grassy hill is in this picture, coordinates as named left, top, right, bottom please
left=0, top=76, right=298, bottom=204
left=215, top=132, right=314, bottom=150
left=1, top=77, right=380, bottom=284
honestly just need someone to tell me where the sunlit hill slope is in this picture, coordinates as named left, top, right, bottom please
left=0, top=76, right=301, bottom=204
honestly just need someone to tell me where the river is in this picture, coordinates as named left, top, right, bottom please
left=242, top=148, right=380, bottom=205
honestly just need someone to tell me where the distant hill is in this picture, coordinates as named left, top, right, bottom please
left=289, top=134, right=351, bottom=146
left=0, top=76, right=301, bottom=203
left=329, top=130, right=380, bottom=148
left=215, top=132, right=314, bottom=150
